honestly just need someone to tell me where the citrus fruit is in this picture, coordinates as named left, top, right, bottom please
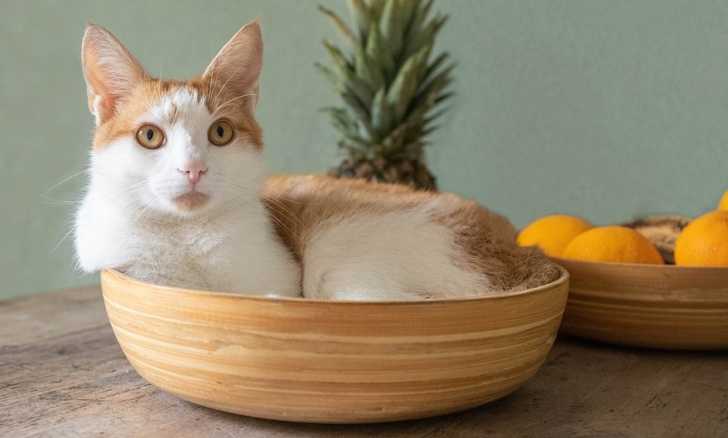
left=674, top=211, right=728, bottom=266
left=563, top=226, right=664, bottom=264
left=718, top=191, right=728, bottom=211
left=517, top=215, right=592, bottom=257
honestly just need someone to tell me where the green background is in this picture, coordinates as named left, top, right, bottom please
left=2, top=0, right=727, bottom=299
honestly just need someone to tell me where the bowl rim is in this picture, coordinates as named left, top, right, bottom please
left=551, top=256, right=728, bottom=273
left=101, top=265, right=569, bottom=306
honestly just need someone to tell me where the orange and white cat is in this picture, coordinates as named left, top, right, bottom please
left=74, top=21, right=556, bottom=300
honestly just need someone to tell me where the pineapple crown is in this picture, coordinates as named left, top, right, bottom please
left=316, top=0, right=454, bottom=162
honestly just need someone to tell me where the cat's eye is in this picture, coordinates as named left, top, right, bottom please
left=208, top=119, right=235, bottom=146
left=135, top=124, right=165, bottom=149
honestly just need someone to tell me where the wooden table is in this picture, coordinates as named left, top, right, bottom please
left=2, top=288, right=727, bottom=438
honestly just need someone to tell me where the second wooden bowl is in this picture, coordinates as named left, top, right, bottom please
left=100, top=268, right=569, bottom=424
left=554, top=257, right=728, bottom=350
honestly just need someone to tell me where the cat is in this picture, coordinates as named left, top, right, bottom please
left=74, top=21, right=558, bottom=300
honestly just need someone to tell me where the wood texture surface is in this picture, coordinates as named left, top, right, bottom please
left=100, top=269, right=569, bottom=423
left=3, top=287, right=728, bottom=437
left=554, top=258, right=728, bottom=350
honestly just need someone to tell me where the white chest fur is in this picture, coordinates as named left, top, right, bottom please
left=74, top=187, right=301, bottom=296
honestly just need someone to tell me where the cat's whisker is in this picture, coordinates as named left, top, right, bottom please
left=206, top=64, right=218, bottom=101
left=41, top=197, right=84, bottom=206
left=212, top=72, right=237, bottom=108
left=51, top=228, right=75, bottom=253
left=213, top=93, right=257, bottom=116
left=43, top=169, right=89, bottom=195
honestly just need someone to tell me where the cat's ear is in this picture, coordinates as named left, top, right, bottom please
left=202, top=20, right=263, bottom=110
left=81, top=24, right=147, bottom=125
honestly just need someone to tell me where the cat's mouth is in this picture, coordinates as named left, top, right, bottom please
left=173, top=191, right=210, bottom=211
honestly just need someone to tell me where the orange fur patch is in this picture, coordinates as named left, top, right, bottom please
left=92, top=78, right=262, bottom=150
left=262, top=175, right=559, bottom=292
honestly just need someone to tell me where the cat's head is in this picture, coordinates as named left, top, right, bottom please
left=81, top=21, right=264, bottom=217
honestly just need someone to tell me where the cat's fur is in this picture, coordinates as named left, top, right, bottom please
left=74, top=21, right=557, bottom=300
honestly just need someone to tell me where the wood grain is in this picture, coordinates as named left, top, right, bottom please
left=554, top=258, right=728, bottom=350
left=3, top=287, right=728, bottom=437
left=100, top=268, right=569, bottom=423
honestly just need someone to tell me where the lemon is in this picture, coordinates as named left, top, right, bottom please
left=517, top=215, right=592, bottom=257
left=675, top=211, right=728, bottom=267
left=563, top=226, right=664, bottom=264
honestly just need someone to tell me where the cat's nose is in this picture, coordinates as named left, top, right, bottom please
left=177, top=161, right=208, bottom=186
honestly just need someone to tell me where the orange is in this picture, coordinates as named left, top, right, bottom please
left=674, top=211, right=728, bottom=266
left=563, top=226, right=663, bottom=264
left=517, top=214, right=592, bottom=257
left=719, top=191, right=728, bottom=211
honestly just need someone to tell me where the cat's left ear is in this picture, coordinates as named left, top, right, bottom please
left=82, top=24, right=147, bottom=125
left=202, top=20, right=263, bottom=111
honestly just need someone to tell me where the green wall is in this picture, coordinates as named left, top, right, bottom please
left=2, top=0, right=727, bottom=298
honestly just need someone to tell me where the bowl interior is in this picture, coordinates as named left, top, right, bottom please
left=103, top=264, right=570, bottom=304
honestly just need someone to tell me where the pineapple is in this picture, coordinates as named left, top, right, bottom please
left=317, top=0, right=454, bottom=190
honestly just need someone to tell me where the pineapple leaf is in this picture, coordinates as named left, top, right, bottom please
left=341, top=92, right=368, bottom=120
left=418, top=62, right=455, bottom=96
left=367, top=0, right=387, bottom=20
left=406, top=75, right=451, bottom=127
left=386, top=66, right=418, bottom=120
left=348, top=0, right=372, bottom=42
left=406, top=0, right=434, bottom=41
left=366, top=23, right=396, bottom=81
left=423, top=52, right=450, bottom=83
left=318, top=5, right=356, bottom=45
left=404, top=12, right=448, bottom=58
left=322, top=107, right=372, bottom=151
left=371, top=87, right=393, bottom=140
left=423, top=107, right=449, bottom=128
left=322, top=40, right=353, bottom=72
left=343, top=72, right=375, bottom=108
left=341, top=91, right=377, bottom=140
left=421, top=124, right=439, bottom=137
left=380, top=0, right=405, bottom=60
left=387, top=45, right=430, bottom=119
left=435, top=90, right=454, bottom=105
left=412, top=61, right=454, bottom=111
left=321, top=107, right=355, bottom=131
left=354, top=47, right=385, bottom=92
left=314, top=63, right=343, bottom=92
left=324, top=40, right=374, bottom=106
left=399, top=0, right=419, bottom=39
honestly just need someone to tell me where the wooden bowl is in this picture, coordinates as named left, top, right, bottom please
left=100, top=268, right=569, bottom=424
left=554, top=257, right=728, bottom=350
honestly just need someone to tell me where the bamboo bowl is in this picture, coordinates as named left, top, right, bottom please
left=100, top=268, right=569, bottom=424
left=554, top=257, right=728, bottom=350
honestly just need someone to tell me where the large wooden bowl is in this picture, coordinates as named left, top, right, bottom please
left=100, top=268, right=569, bottom=424
left=554, top=257, right=728, bottom=350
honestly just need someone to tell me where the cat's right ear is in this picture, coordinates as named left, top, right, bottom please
left=81, top=24, right=147, bottom=125
left=202, top=20, right=263, bottom=111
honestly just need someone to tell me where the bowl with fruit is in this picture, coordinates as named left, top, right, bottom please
left=518, top=192, right=728, bottom=350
